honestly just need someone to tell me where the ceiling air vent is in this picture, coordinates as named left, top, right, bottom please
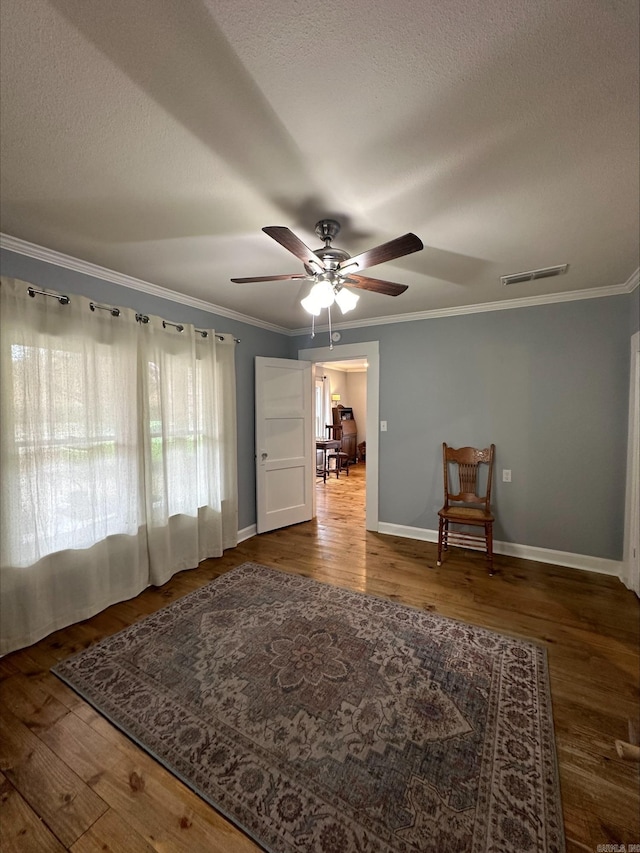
left=501, top=264, right=569, bottom=286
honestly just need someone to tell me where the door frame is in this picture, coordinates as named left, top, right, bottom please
left=298, top=341, right=379, bottom=531
left=622, top=330, right=640, bottom=594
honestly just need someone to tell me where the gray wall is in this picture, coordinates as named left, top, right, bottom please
left=0, top=249, right=290, bottom=531
left=630, top=285, right=640, bottom=334
left=2, top=247, right=635, bottom=559
left=292, top=293, right=634, bottom=561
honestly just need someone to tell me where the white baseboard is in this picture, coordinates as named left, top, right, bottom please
left=237, top=519, right=623, bottom=578
left=237, top=524, right=257, bottom=543
left=377, top=522, right=623, bottom=578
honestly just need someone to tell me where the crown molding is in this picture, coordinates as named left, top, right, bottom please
left=0, top=233, right=289, bottom=336
left=623, top=267, right=639, bottom=292
left=290, top=275, right=637, bottom=336
left=2, top=232, right=636, bottom=338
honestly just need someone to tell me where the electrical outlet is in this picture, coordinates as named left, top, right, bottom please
left=380, top=420, right=387, bottom=432
left=502, top=469, right=511, bottom=482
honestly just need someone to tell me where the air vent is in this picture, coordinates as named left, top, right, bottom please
left=501, top=264, right=569, bottom=286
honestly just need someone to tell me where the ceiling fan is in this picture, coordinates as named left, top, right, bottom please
left=231, top=219, right=424, bottom=317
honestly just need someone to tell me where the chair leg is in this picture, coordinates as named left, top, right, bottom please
left=335, top=454, right=349, bottom=477
left=486, top=522, right=494, bottom=576
left=437, top=517, right=444, bottom=566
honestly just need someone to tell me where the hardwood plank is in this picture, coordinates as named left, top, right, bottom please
left=558, top=746, right=640, bottom=832
left=70, top=808, right=157, bottom=853
left=0, top=672, right=70, bottom=733
left=0, top=656, right=21, bottom=682
left=0, top=772, right=67, bottom=853
left=41, top=707, right=259, bottom=852
left=0, top=708, right=108, bottom=848
left=1, top=655, right=89, bottom=717
left=1, top=462, right=638, bottom=851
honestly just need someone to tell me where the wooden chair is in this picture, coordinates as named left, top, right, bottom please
left=327, top=450, right=350, bottom=477
left=437, top=443, right=496, bottom=575
left=326, top=424, right=349, bottom=477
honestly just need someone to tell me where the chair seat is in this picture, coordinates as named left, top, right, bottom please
left=438, top=505, right=494, bottom=523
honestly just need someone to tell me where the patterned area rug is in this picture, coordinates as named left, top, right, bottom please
left=53, top=562, right=565, bottom=853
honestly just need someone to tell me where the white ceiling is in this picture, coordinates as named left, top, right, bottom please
left=1, top=0, right=638, bottom=331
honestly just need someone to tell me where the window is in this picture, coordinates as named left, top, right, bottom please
left=1, top=278, right=239, bottom=655
left=5, top=331, right=139, bottom=565
left=315, top=377, right=327, bottom=438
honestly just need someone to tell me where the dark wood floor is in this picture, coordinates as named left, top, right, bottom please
left=1, top=462, right=638, bottom=852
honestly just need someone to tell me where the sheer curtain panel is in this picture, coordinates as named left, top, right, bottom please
left=139, top=317, right=238, bottom=586
left=0, top=278, right=238, bottom=654
left=323, top=378, right=331, bottom=436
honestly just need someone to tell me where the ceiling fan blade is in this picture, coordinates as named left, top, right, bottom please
left=344, top=274, right=409, bottom=296
left=339, top=233, right=423, bottom=274
left=262, top=226, right=326, bottom=272
left=230, top=274, right=309, bottom=283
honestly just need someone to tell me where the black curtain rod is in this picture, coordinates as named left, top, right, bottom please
left=25, top=286, right=240, bottom=342
left=28, top=286, right=69, bottom=305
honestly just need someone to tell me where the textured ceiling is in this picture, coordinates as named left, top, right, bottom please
left=0, top=0, right=638, bottom=330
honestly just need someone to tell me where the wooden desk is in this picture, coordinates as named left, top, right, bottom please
left=316, top=439, right=340, bottom=482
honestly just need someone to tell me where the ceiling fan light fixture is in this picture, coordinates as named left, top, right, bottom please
left=301, top=292, right=322, bottom=315
left=310, top=280, right=335, bottom=308
left=334, top=287, right=359, bottom=314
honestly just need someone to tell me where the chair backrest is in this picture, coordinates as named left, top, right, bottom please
left=442, top=443, right=495, bottom=510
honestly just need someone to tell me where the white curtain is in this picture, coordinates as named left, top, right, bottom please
left=0, top=278, right=238, bottom=654
left=314, top=375, right=332, bottom=439
left=323, top=378, right=332, bottom=437
left=139, top=316, right=238, bottom=585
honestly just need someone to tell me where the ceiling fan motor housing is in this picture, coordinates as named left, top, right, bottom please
left=306, top=219, right=351, bottom=278
left=315, top=219, right=341, bottom=242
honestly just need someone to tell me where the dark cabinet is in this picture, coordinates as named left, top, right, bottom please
left=331, top=407, right=358, bottom=463
left=340, top=419, right=357, bottom=463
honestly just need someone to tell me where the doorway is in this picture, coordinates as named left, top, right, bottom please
left=623, top=330, right=640, bottom=595
left=298, top=341, right=379, bottom=531
left=317, top=355, right=367, bottom=499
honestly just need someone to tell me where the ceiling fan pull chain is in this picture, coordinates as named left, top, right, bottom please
left=311, top=313, right=315, bottom=339
left=328, top=305, right=333, bottom=350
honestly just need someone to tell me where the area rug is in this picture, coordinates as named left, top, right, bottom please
left=53, top=562, right=565, bottom=853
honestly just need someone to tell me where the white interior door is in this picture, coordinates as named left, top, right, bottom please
left=255, top=356, right=313, bottom=534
